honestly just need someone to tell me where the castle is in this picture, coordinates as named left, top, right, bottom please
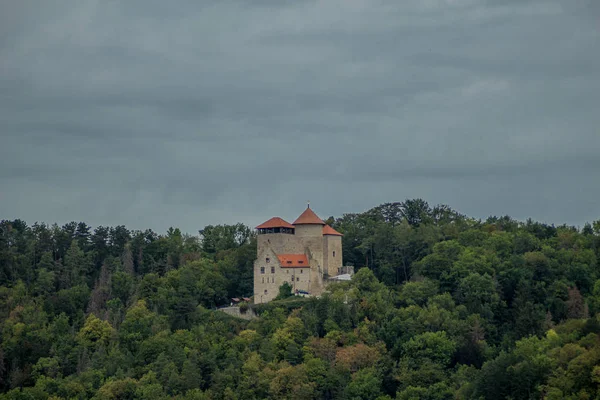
left=253, top=205, right=344, bottom=304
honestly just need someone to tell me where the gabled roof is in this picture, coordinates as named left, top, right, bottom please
left=293, top=207, right=325, bottom=225
left=323, top=225, right=343, bottom=236
left=256, top=217, right=294, bottom=229
left=277, top=254, right=309, bottom=268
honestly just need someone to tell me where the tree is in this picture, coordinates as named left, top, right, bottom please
left=88, top=261, right=111, bottom=317
left=402, top=331, right=456, bottom=368
left=108, top=226, right=131, bottom=258
left=76, top=314, right=115, bottom=350
left=199, top=224, right=253, bottom=255
left=401, top=198, right=432, bottom=227
left=275, top=282, right=293, bottom=300
left=566, top=287, right=588, bottom=319
left=120, top=300, right=167, bottom=352
left=3, top=203, right=600, bottom=398
left=64, top=240, right=91, bottom=287
left=121, top=245, right=135, bottom=275
left=456, top=273, right=501, bottom=319
left=346, top=367, right=382, bottom=400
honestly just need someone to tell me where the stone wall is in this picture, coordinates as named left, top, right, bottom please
left=253, top=247, right=279, bottom=303
left=218, top=306, right=257, bottom=320
left=295, top=225, right=325, bottom=294
left=323, top=235, right=342, bottom=277
left=257, top=232, right=303, bottom=254
left=253, top=245, right=313, bottom=304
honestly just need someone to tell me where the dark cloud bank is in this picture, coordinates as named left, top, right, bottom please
left=1, top=0, right=599, bottom=232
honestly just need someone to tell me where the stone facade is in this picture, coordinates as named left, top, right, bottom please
left=253, top=206, right=344, bottom=304
left=323, top=234, right=342, bottom=277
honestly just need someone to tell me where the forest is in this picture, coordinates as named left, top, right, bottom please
left=1, top=199, right=600, bottom=399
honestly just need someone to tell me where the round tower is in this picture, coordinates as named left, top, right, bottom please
left=292, top=205, right=325, bottom=237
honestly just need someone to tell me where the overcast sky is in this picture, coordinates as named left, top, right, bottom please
left=1, top=0, right=599, bottom=233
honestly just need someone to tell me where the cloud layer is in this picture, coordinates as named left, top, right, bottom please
left=1, top=0, right=599, bottom=232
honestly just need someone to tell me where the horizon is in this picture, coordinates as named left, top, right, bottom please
left=3, top=199, right=595, bottom=236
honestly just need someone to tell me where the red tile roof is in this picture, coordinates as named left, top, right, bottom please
left=277, top=254, right=309, bottom=268
left=323, top=225, right=343, bottom=236
left=256, top=217, right=294, bottom=229
left=293, top=207, right=325, bottom=225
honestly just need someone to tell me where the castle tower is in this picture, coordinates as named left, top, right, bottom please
left=292, top=205, right=325, bottom=237
left=255, top=217, right=297, bottom=253
left=322, top=224, right=343, bottom=277
left=292, top=206, right=326, bottom=295
left=253, top=206, right=343, bottom=303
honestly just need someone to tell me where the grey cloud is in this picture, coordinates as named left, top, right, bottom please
left=1, top=0, right=599, bottom=232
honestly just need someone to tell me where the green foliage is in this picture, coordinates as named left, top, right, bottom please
left=1, top=202, right=600, bottom=398
left=404, top=331, right=456, bottom=366
left=275, top=282, right=293, bottom=300
left=76, top=314, right=115, bottom=350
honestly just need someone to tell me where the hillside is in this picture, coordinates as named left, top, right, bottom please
left=1, top=200, right=600, bottom=399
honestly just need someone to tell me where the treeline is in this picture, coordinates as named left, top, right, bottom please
left=0, top=200, right=599, bottom=399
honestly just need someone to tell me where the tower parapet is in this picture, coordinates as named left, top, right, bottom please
left=256, top=217, right=295, bottom=235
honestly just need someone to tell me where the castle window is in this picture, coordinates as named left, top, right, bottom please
left=298, top=260, right=303, bottom=264
left=333, top=251, right=336, bottom=257
left=264, top=289, right=268, bottom=294
left=260, top=267, right=265, bottom=274
left=296, top=277, right=299, bottom=281
left=300, top=269, right=303, bottom=274
left=262, top=277, right=264, bottom=283
left=266, top=257, right=270, bottom=263
left=271, top=266, right=275, bottom=274
left=287, top=261, right=292, bottom=264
